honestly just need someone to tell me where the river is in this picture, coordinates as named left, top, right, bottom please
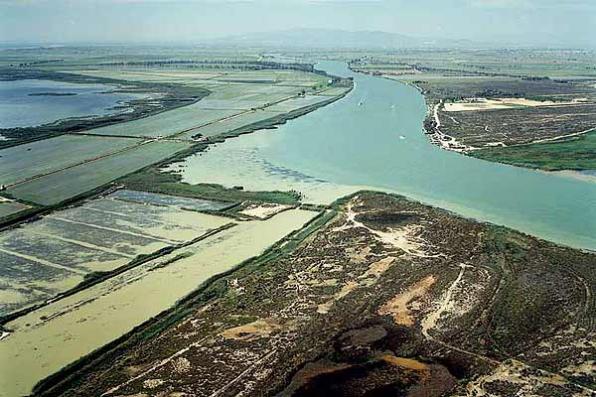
left=171, top=61, right=596, bottom=251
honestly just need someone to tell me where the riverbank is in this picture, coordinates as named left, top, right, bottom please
left=33, top=191, right=596, bottom=396
left=348, top=54, right=596, bottom=173
left=170, top=60, right=596, bottom=252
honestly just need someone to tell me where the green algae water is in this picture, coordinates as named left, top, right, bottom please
left=174, top=61, right=596, bottom=251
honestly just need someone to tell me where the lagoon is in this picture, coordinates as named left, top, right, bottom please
left=0, top=79, right=144, bottom=129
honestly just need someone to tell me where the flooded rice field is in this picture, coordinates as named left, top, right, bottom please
left=108, top=189, right=233, bottom=212
left=0, top=191, right=230, bottom=317
left=0, top=194, right=317, bottom=396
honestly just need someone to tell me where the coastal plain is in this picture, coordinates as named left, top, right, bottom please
left=0, top=46, right=594, bottom=397
left=34, top=192, right=596, bottom=397
left=0, top=49, right=352, bottom=397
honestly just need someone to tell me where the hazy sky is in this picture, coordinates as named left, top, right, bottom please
left=1, top=0, right=595, bottom=47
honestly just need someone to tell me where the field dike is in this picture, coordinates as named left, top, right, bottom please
left=0, top=79, right=352, bottom=214
left=32, top=208, right=336, bottom=396
left=0, top=221, right=236, bottom=328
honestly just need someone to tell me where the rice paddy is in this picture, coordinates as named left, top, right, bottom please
left=1, top=64, right=345, bottom=209
left=0, top=135, right=143, bottom=187
left=79, top=104, right=240, bottom=138
left=265, top=94, right=335, bottom=112
left=0, top=207, right=317, bottom=397
left=6, top=141, right=190, bottom=205
left=0, top=191, right=231, bottom=317
left=0, top=60, right=348, bottom=397
left=108, top=189, right=233, bottom=211
left=0, top=200, right=30, bottom=219
left=177, top=110, right=286, bottom=139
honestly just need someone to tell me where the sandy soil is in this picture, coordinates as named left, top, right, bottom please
left=443, top=97, right=584, bottom=112
left=548, top=170, right=596, bottom=184
left=220, top=319, right=281, bottom=341
left=378, top=275, right=436, bottom=326
left=239, top=203, right=292, bottom=219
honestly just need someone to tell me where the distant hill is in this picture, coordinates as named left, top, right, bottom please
left=206, top=28, right=482, bottom=49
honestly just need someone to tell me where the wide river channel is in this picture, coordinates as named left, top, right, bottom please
left=173, top=61, right=596, bottom=251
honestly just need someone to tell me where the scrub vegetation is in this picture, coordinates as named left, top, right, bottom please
left=2, top=45, right=593, bottom=397
left=471, top=129, right=596, bottom=170
left=33, top=192, right=596, bottom=396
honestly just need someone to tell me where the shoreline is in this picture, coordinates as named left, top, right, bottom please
left=0, top=78, right=355, bottom=323
left=0, top=68, right=211, bottom=149
left=30, top=191, right=596, bottom=396
left=547, top=169, right=596, bottom=184
left=389, top=75, right=596, bottom=174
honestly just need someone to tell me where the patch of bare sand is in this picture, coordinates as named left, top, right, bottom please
left=561, top=360, right=595, bottom=379
left=460, top=359, right=594, bottom=397
left=239, top=203, right=292, bottom=219
left=360, top=257, right=395, bottom=279
left=337, top=203, right=434, bottom=258
left=378, top=275, right=436, bottom=326
left=443, top=97, right=582, bottom=112
left=317, top=281, right=359, bottom=314
left=317, top=257, right=397, bottom=314
left=381, top=355, right=430, bottom=373
left=548, top=170, right=596, bottom=184
left=220, top=319, right=281, bottom=341
left=421, top=264, right=486, bottom=339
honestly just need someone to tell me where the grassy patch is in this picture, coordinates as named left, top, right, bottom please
left=470, top=130, right=596, bottom=171
left=120, top=167, right=302, bottom=205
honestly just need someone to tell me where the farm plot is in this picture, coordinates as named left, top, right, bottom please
left=0, top=135, right=143, bottom=187
left=6, top=141, right=190, bottom=205
left=178, top=110, right=286, bottom=139
left=57, top=197, right=228, bottom=243
left=200, top=83, right=300, bottom=104
left=0, top=229, right=128, bottom=273
left=0, top=208, right=317, bottom=397
left=109, top=189, right=232, bottom=211
left=319, top=86, right=352, bottom=96
left=77, top=103, right=240, bottom=138
left=265, top=94, right=334, bottom=112
left=28, top=218, right=165, bottom=257
left=67, top=69, right=224, bottom=83
left=0, top=251, right=83, bottom=317
left=0, top=195, right=229, bottom=317
left=214, top=70, right=326, bottom=87
left=0, top=200, right=31, bottom=219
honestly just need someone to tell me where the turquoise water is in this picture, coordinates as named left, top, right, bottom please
left=0, top=79, right=144, bottom=129
left=174, top=61, right=596, bottom=251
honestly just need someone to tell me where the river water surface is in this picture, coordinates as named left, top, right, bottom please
left=172, top=61, right=596, bottom=251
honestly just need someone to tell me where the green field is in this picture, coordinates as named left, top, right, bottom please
left=265, top=94, right=333, bottom=112
left=0, top=135, right=143, bottom=186
left=7, top=141, right=190, bottom=205
left=471, top=130, right=596, bottom=171
left=178, top=109, right=286, bottom=139
left=80, top=104, right=240, bottom=138
left=122, top=168, right=302, bottom=205
left=0, top=200, right=31, bottom=219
